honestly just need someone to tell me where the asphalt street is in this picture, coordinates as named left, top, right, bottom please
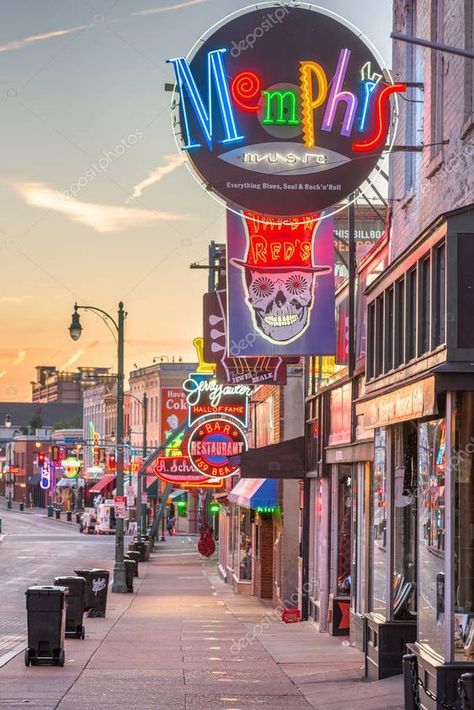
left=0, top=506, right=115, bottom=665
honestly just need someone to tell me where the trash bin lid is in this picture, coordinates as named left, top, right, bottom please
left=26, top=585, right=69, bottom=595
left=54, top=576, right=86, bottom=586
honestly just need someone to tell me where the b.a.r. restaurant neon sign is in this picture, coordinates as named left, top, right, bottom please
left=167, top=4, right=405, bottom=217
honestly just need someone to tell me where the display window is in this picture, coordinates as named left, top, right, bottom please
left=392, top=423, right=417, bottom=619
left=352, top=462, right=369, bottom=615
left=418, top=419, right=446, bottom=657
left=336, top=466, right=352, bottom=596
left=370, top=428, right=388, bottom=616
left=453, top=393, right=474, bottom=662
left=238, top=508, right=253, bottom=582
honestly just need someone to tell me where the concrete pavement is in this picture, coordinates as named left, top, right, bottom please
left=0, top=535, right=403, bottom=709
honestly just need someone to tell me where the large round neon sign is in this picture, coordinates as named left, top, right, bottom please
left=167, top=3, right=404, bottom=219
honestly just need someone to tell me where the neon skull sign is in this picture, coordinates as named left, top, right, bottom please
left=232, top=213, right=331, bottom=344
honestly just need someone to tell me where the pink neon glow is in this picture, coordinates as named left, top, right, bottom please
left=321, top=48, right=358, bottom=137
left=352, top=83, right=406, bottom=153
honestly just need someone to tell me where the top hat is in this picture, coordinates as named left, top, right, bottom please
left=231, top=212, right=332, bottom=274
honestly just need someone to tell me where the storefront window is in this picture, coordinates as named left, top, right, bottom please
left=370, top=428, right=387, bottom=615
left=337, top=466, right=352, bottom=596
left=392, top=424, right=417, bottom=617
left=418, top=419, right=446, bottom=658
left=353, top=462, right=369, bottom=614
left=230, top=506, right=239, bottom=572
left=454, top=394, right=474, bottom=662
left=238, top=508, right=252, bottom=582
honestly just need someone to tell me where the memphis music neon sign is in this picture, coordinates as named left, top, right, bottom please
left=167, top=49, right=405, bottom=155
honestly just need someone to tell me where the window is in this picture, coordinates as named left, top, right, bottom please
left=430, top=0, right=445, bottom=158
left=392, top=424, right=417, bottom=617
left=453, top=393, right=474, bottom=661
left=370, top=428, right=388, bottom=616
left=237, top=508, right=252, bottom=582
left=464, top=0, right=474, bottom=120
left=385, top=287, right=394, bottom=372
left=418, top=419, right=446, bottom=657
left=406, top=269, right=417, bottom=361
left=419, top=257, right=431, bottom=355
left=337, top=467, right=352, bottom=596
left=395, top=278, right=405, bottom=367
left=375, top=296, right=384, bottom=376
left=404, top=0, right=418, bottom=192
left=433, top=243, right=446, bottom=347
left=367, top=303, right=375, bottom=380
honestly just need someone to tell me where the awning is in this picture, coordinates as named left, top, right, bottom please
left=88, top=474, right=115, bottom=493
left=229, top=478, right=278, bottom=510
left=230, top=437, right=305, bottom=479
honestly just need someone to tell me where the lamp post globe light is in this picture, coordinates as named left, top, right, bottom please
left=4, top=415, right=12, bottom=428
left=68, top=301, right=128, bottom=594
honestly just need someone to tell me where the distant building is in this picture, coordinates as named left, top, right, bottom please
left=128, top=362, right=195, bottom=452
left=31, top=365, right=116, bottom=403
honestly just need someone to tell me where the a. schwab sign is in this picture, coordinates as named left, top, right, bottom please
left=167, top=3, right=404, bottom=217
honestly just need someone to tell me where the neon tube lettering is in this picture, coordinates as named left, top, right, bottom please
left=352, top=83, right=406, bottom=152
left=167, top=48, right=244, bottom=150
left=231, top=72, right=261, bottom=111
left=299, top=61, right=328, bottom=148
left=262, top=90, right=299, bottom=125
left=321, top=48, right=358, bottom=137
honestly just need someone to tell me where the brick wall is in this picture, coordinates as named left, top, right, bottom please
left=390, top=0, right=474, bottom=261
left=254, top=517, right=274, bottom=599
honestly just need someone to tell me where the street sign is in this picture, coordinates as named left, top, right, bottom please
left=125, top=485, right=135, bottom=507
left=114, top=496, right=127, bottom=519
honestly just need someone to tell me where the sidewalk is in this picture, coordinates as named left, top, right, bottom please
left=0, top=537, right=403, bottom=709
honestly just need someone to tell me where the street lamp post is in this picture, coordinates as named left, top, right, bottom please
left=126, top=392, right=147, bottom=542
left=68, top=301, right=128, bottom=594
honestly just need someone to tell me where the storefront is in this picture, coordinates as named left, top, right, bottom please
left=306, top=378, right=373, bottom=643
left=358, top=207, right=474, bottom=698
left=227, top=477, right=278, bottom=596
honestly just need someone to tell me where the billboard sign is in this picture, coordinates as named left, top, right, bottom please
left=167, top=4, right=404, bottom=218
left=160, top=387, right=188, bottom=444
left=227, top=210, right=335, bottom=356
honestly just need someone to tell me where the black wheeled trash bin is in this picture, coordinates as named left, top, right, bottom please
left=74, top=568, right=109, bottom=618
left=25, top=585, right=68, bottom=666
left=124, top=559, right=135, bottom=593
left=126, top=550, right=140, bottom=577
left=130, top=540, right=147, bottom=562
left=53, top=576, right=86, bottom=639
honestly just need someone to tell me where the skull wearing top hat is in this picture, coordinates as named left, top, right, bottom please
left=232, top=214, right=332, bottom=343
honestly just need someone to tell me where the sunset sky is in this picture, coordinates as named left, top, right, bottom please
left=0, top=0, right=391, bottom=401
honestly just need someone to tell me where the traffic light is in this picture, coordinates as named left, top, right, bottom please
left=107, top=453, right=117, bottom=472
left=37, top=452, right=46, bottom=468
left=51, top=446, right=59, bottom=462
left=209, top=502, right=220, bottom=515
